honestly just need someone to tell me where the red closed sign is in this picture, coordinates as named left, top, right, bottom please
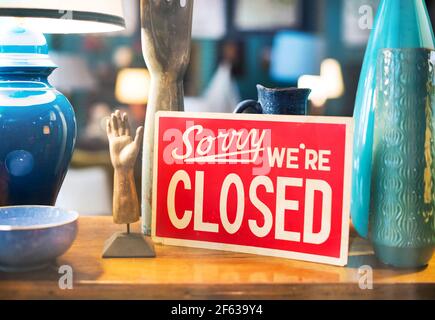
left=151, top=112, right=353, bottom=266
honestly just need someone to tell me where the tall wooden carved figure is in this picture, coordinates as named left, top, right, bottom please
left=140, top=0, right=194, bottom=235
left=103, top=110, right=156, bottom=258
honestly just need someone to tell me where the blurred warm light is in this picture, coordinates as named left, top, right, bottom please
left=115, top=68, right=150, bottom=105
left=298, top=58, right=345, bottom=108
left=321, top=58, right=345, bottom=99
left=112, top=46, right=134, bottom=68
left=298, top=75, right=328, bottom=107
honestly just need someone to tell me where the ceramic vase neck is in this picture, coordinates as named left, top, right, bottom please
left=377, top=0, right=434, bottom=48
left=0, top=68, right=53, bottom=84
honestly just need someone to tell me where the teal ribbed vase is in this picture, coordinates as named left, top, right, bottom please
left=352, top=0, right=435, bottom=238
left=371, top=49, right=435, bottom=268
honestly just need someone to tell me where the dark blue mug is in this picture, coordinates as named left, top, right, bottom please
left=234, top=85, right=311, bottom=115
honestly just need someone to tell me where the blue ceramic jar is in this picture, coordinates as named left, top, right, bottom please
left=235, top=85, right=311, bottom=115
left=0, top=26, right=76, bottom=206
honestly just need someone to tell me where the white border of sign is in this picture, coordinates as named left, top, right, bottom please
left=151, top=111, right=353, bottom=266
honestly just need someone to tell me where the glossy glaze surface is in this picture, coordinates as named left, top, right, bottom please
left=352, top=0, right=435, bottom=238
left=0, top=26, right=76, bottom=206
left=371, top=49, right=435, bottom=267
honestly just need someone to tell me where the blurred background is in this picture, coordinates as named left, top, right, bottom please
left=45, top=0, right=435, bottom=215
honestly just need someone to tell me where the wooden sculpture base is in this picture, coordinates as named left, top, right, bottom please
left=102, top=232, right=156, bottom=258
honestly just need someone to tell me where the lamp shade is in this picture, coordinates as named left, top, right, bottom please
left=115, top=68, right=150, bottom=105
left=297, top=58, right=345, bottom=108
left=0, top=0, right=125, bottom=34
left=320, top=59, right=344, bottom=99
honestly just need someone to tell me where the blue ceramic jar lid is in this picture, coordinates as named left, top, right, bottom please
left=0, top=25, right=56, bottom=68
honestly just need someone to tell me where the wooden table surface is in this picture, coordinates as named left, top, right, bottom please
left=0, top=216, right=434, bottom=300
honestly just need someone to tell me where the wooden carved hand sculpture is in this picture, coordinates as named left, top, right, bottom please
left=141, top=0, right=194, bottom=235
left=107, top=110, right=144, bottom=225
left=141, top=0, right=194, bottom=81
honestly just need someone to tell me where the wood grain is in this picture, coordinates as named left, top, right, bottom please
left=0, top=217, right=433, bottom=300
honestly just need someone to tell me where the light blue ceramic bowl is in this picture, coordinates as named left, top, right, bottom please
left=0, top=206, right=78, bottom=272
